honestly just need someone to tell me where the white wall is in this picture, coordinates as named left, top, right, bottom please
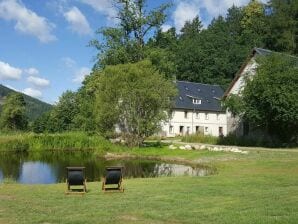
left=226, top=57, right=258, bottom=136
left=161, top=109, right=227, bottom=137
left=229, top=59, right=258, bottom=96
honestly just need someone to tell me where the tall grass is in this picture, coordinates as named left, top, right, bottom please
left=0, top=132, right=122, bottom=153
left=181, top=133, right=289, bottom=147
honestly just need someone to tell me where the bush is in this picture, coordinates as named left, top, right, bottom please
left=181, top=134, right=218, bottom=145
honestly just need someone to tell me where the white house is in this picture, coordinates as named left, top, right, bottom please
left=223, top=47, right=277, bottom=136
left=161, top=81, right=227, bottom=137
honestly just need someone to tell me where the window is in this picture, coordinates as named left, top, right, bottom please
left=196, top=126, right=200, bottom=133
left=205, top=127, right=209, bottom=133
left=192, top=99, right=201, bottom=105
left=179, top=126, right=184, bottom=134
left=184, top=111, right=188, bottom=119
left=196, top=112, right=199, bottom=119
left=169, top=125, right=174, bottom=134
left=217, top=114, right=220, bottom=120
left=205, top=113, right=209, bottom=120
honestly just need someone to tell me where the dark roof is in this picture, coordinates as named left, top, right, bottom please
left=254, top=47, right=272, bottom=56
left=173, top=81, right=224, bottom=112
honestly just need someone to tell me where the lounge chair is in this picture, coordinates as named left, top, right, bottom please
left=66, top=167, right=87, bottom=194
left=102, top=167, right=124, bottom=192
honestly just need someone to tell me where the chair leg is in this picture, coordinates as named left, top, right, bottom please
left=84, top=180, right=87, bottom=192
left=102, top=178, right=105, bottom=191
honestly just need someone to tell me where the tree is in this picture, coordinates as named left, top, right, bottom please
left=0, top=93, right=28, bottom=131
left=90, top=0, right=170, bottom=69
left=264, top=0, right=298, bottom=55
left=225, top=54, right=298, bottom=144
left=93, top=60, right=177, bottom=146
left=49, top=91, right=79, bottom=132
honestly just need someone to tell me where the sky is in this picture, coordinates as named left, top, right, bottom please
left=0, top=0, right=265, bottom=104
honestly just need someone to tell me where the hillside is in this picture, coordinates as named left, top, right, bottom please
left=0, top=84, right=53, bottom=122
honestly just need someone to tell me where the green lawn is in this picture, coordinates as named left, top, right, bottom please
left=1, top=147, right=298, bottom=224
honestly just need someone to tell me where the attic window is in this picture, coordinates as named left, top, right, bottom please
left=192, top=99, right=201, bottom=105
left=197, top=88, right=201, bottom=92
left=185, top=87, right=189, bottom=91
left=211, top=89, right=215, bottom=94
left=179, top=96, right=183, bottom=101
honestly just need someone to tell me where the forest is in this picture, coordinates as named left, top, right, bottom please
left=0, top=0, right=297, bottom=145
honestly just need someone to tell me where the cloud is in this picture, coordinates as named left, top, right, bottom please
left=172, top=0, right=268, bottom=30
left=0, top=0, right=56, bottom=43
left=24, top=67, right=39, bottom=76
left=61, top=57, right=76, bottom=68
left=80, top=0, right=117, bottom=23
left=27, top=76, right=50, bottom=88
left=161, top=24, right=172, bottom=32
left=72, top=67, right=91, bottom=83
left=23, top=87, right=42, bottom=98
left=0, top=60, right=22, bottom=80
left=173, top=1, right=201, bottom=32
left=64, top=6, right=92, bottom=35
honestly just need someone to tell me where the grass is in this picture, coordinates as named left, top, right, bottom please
left=1, top=147, right=298, bottom=223
left=0, top=132, right=123, bottom=153
left=181, top=133, right=297, bottom=148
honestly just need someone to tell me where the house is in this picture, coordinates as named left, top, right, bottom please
left=161, top=81, right=227, bottom=137
left=223, top=47, right=288, bottom=137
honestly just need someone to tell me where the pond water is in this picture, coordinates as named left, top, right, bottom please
left=0, top=151, right=215, bottom=184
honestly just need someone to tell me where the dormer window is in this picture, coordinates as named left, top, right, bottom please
left=193, top=99, right=201, bottom=104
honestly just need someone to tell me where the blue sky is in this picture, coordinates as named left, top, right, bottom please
left=0, top=0, right=262, bottom=104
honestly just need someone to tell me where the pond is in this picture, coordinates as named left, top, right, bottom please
left=0, top=151, right=215, bottom=184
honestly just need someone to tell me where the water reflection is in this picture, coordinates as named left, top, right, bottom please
left=0, top=152, right=215, bottom=184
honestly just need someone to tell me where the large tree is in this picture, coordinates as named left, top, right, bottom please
left=90, top=0, right=170, bottom=69
left=0, top=93, right=28, bottom=131
left=93, top=60, right=177, bottom=146
left=225, top=54, right=298, bottom=144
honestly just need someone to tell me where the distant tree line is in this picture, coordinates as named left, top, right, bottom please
left=1, top=0, right=297, bottom=145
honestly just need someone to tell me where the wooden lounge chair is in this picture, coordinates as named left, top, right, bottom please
left=66, top=167, right=87, bottom=194
left=102, top=167, right=124, bottom=192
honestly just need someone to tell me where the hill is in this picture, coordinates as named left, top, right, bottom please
left=0, top=84, right=53, bottom=121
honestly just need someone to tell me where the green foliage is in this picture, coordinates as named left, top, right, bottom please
left=265, top=0, right=298, bottom=55
left=0, top=132, right=121, bottom=152
left=0, top=84, right=52, bottom=122
left=93, top=60, right=177, bottom=146
left=90, top=0, right=170, bottom=69
left=182, top=134, right=218, bottom=145
left=0, top=93, right=28, bottom=131
left=226, top=53, right=298, bottom=143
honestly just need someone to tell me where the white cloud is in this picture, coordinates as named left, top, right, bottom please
left=172, top=0, right=269, bottom=30
left=24, top=67, right=39, bottom=76
left=161, top=24, right=172, bottom=32
left=23, top=87, right=42, bottom=98
left=64, top=6, right=92, bottom=35
left=80, top=0, right=117, bottom=23
left=0, top=60, right=22, bottom=80
left=61, top=57, right=76, bottom=68
left=173, top=1, right=201, bottom=32
left=72, top=67, right=91, bottom=83
left=0, top=0, right=56, bottom=43
left=27, top=76, right=50, bottom=88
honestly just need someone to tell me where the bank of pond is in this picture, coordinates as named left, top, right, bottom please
left=0, top=151, right=215, bottom=184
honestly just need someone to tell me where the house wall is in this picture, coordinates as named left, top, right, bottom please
left=226, top=58, right=258, bottom=136
left=229, top=59, right=258, bottom=96
left=161, top=109, right=227, bottom=137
